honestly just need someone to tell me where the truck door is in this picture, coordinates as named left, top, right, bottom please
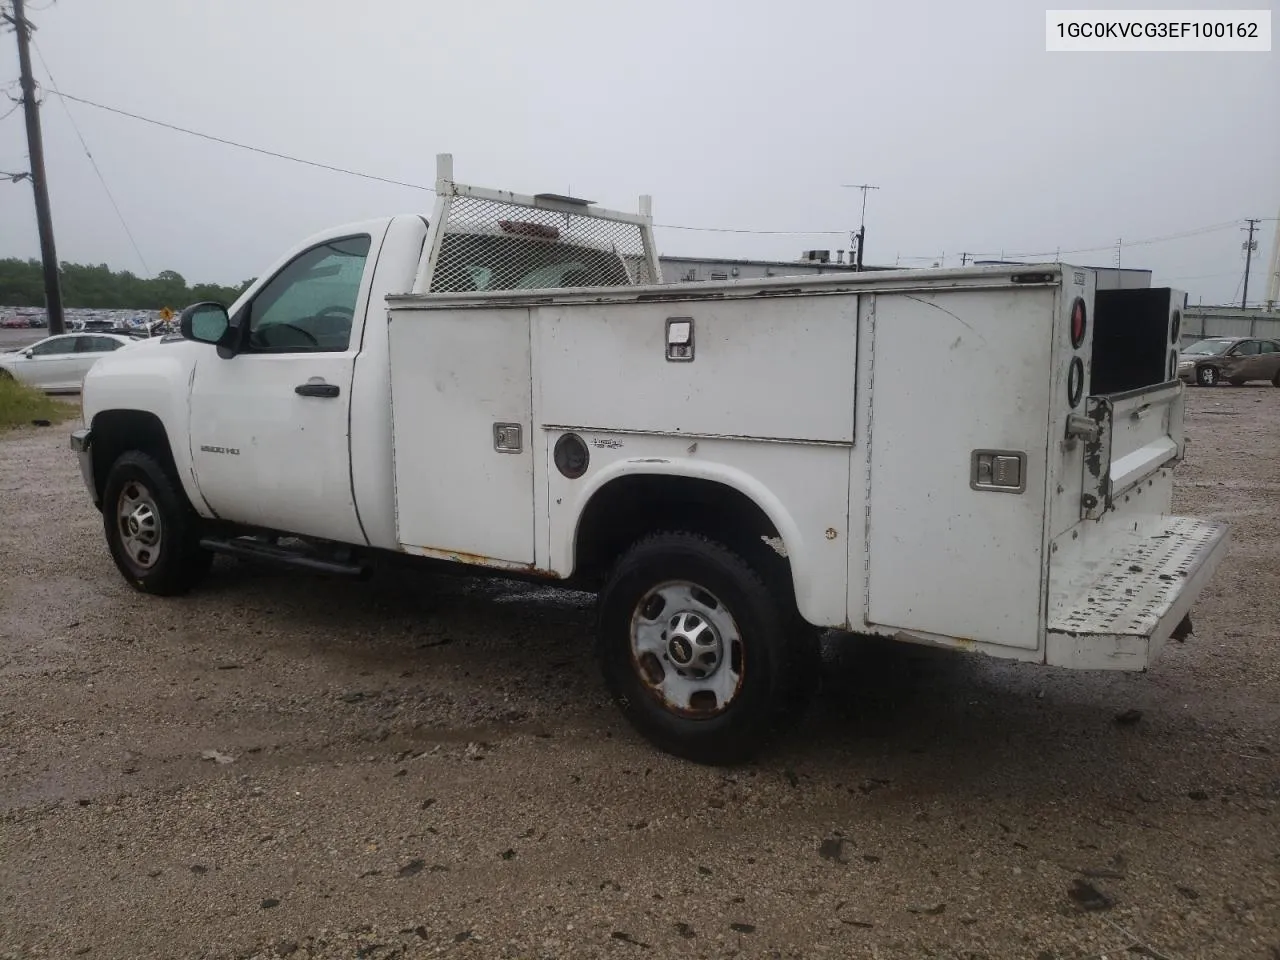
left=187, top=227, right=386, bottom=544
left=1227, top=339, right=1263, bottom=381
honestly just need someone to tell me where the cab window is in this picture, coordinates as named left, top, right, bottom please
left=29, top=336, right=78, bottom=356
left=77, top=336, right=124, bottom=353
left=244, top=235, right=371, bottom=353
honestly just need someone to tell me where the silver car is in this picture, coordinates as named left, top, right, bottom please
left=0, top=332, right=133, bottom=393
left=1177, top=336, right=1280, bottom=387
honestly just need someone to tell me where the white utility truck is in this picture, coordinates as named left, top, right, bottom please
left=72, top=156, right=1229, bottom=763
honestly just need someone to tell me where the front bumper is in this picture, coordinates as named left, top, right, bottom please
left=1176, top=364, right=1195, bottom=384
left=69, top=428, right=99, bottom=507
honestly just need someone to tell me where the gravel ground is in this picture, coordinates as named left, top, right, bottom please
left=1, top=388, right=1278, bottom=960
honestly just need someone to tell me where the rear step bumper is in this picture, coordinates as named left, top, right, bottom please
left=1045, top=516, right=1229, bottom=670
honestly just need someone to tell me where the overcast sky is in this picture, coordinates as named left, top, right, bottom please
left=1, top=0, right=1276, bottom=305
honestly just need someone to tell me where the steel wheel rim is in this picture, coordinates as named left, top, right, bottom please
left=117, top=480, right=162, bottom=570
left=629, top=580, right=744, bottom=718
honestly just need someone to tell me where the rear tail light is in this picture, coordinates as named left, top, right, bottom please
left=1070, top=297, right=1087, bottom=349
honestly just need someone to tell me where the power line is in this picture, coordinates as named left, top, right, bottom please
left=47, top=90, right=856, bottom=235
left=967, top=220, right=1243, bottom=261
left=27, top=88, right=1272, bottom=262
left=52, top=90, right=436, bottom=193
left=32, top=40, right=151, bottom=275
left=0, top=99, right=21, bottom=123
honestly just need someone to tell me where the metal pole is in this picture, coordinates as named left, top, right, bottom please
left=8, top=0, right=65, bottom=334
left=1241, top=218, right=1259, bottom=310
left=1266, top=213, right=1280, bottom=311
left=841, top=183, right=879, bottom=272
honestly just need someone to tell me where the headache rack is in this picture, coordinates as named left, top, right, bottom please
left=411, top=154, right=663, bottom=295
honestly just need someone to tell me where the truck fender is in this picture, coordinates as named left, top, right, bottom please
left=561, top=456, right=816, bottom=616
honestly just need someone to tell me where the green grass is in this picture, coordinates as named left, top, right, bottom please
left=0, top=375, right=80, bottom=431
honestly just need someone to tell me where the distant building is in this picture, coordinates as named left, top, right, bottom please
left=1181, top=305, right=1280, bottom=345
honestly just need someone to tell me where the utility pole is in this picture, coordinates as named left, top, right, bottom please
left=1241, top=218, right=1260, bottom=310
left=841, top=183, right=879, bottom=271
left=960, top=252, right=970, bottom=266
left=5, top=0, right=65, bottom=334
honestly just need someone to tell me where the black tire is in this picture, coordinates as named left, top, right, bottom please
left=1272, top=369, right=1280, bottom=388
left=596, top=531, right=814, bottom=765
left=1196, top=365, right=1219, bottom=387
left=102, top=450, right=212, bottom=596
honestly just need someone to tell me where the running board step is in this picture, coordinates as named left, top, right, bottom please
left=199, top=536, right=370, bottom=576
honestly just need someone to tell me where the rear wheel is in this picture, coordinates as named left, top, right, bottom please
left=597, top=531, right=815, bottom=765
left=102, top=451, right=212, bottom=595
left=1196, top=365, right=1219, bottom=387
left=1272, top=369, right=1280, bottom=387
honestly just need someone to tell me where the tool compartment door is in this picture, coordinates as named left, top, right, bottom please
left=865, top=288, right=1054, bottom=649
left=387, top=306, right=534, bottom=565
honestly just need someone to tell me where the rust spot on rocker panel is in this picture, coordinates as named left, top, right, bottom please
left=401, top=544, right=562, bottom=580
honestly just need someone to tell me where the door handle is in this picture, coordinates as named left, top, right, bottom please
left=295, top=381, right=340, bottom=398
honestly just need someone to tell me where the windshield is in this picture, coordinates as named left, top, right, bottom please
left=1182, top=339, right=1233, bottom=356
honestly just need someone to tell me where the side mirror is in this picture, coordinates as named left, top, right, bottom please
left=179, top=302, right=231, bottom=346
left=23, top=348, right=34, bottom=359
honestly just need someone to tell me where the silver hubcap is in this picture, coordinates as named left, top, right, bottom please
left=117, top=481, right=162, bottom=569
left=630, top=581, right=743, bottom=717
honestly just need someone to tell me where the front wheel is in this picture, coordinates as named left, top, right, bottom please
left=1196, top=365, right=1219, bottom=387
left=102, top=451, right=212, bottom=595
left=596, top=531, right=812, bottom=765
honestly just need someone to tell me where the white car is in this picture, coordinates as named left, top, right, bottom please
left=0, top=332, right=133, bottom=392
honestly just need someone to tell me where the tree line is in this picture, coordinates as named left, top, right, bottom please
left=0, top=258, right=253, bottom=311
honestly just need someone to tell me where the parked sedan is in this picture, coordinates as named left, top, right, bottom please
left=1177, top=336, right=1280, bottom=387
left=0, top=332, right=133, bottom=392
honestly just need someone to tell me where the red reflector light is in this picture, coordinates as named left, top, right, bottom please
left=1070, top=297, right=1087, bottom=349
left=498, top=220, right=560, bottom=240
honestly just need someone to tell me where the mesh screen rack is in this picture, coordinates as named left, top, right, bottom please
left=412, top=154, right=662, bottom=295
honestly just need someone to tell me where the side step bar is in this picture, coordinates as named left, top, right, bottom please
left=199, top=536, right=370, bottom=577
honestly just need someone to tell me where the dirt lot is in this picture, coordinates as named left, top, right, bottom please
left=1, top=388, right=1278, bottom=960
